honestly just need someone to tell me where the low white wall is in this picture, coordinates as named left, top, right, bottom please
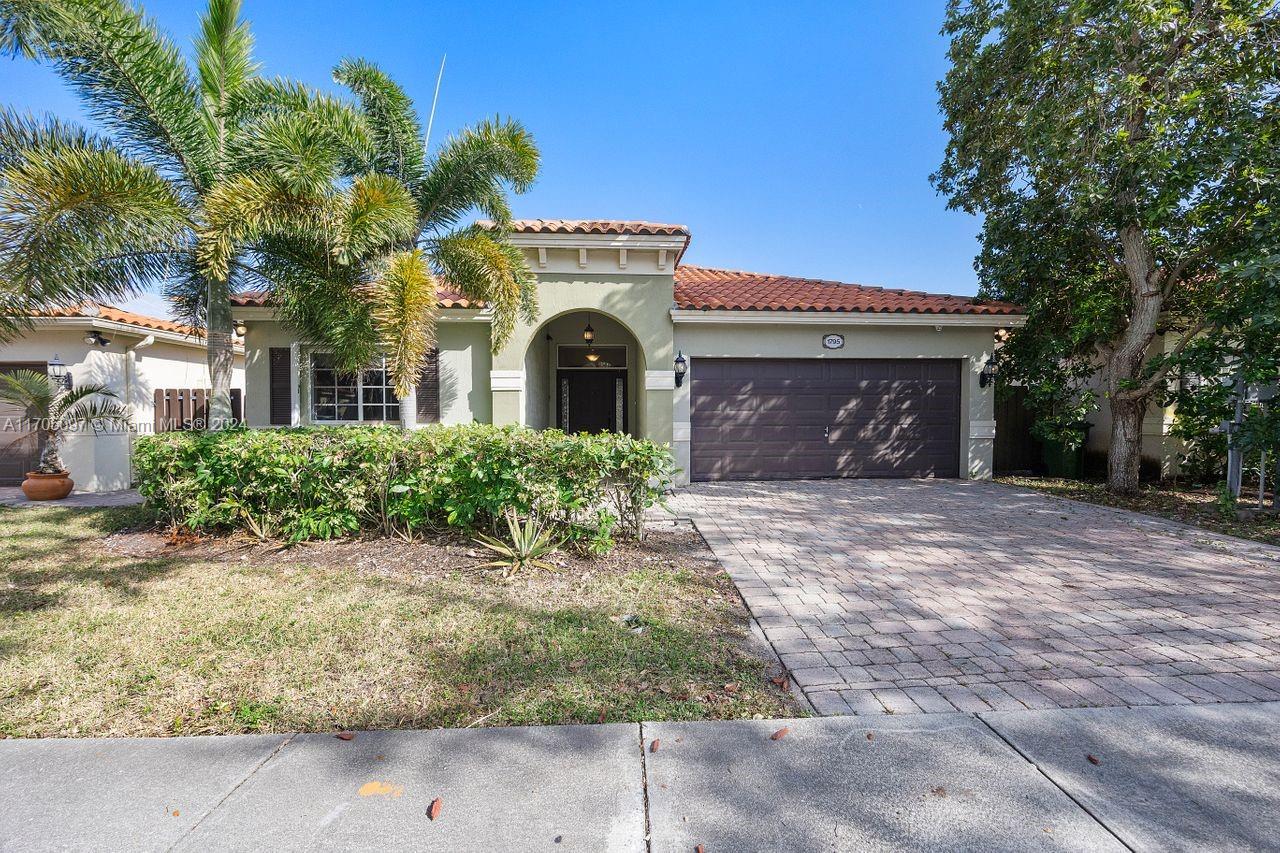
left=0, top=329, right=244, bottom=491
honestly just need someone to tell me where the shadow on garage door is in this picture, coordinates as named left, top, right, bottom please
left=0, top=362, right=45, bottom=485
left=690, top=358, right=961, bottom=482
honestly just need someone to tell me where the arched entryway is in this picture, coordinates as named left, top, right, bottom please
left=522, top=309, right=645, bottom=435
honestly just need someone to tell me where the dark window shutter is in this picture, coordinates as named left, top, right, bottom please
left=269, top=347, right=291, bottom=425
left=416, top=349, right=440, bottom=424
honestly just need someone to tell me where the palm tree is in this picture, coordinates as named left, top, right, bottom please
left=224, top=58, right=542, bottom=401
left=0, top=0, right=366, bottom=427
left=0, top=369, right=129, bottom=472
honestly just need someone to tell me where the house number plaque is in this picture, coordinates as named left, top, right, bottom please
left=822, top=334, right=845, bottom=350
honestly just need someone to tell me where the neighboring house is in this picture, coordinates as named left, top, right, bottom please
left=0, top=304, right=245, bottom=491
left=233, top=219, right=1023, bottom=486
left=1082, top=332, right=1184, bottom=477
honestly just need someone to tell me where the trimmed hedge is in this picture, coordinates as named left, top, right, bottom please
left=134, top=425, right=674, bottom=549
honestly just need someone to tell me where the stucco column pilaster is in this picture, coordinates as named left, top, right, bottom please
left=966, top=353, right=995, bottom=479
left=490, top=370, right=525, bottom=426
left=642, top=372, right=674, bottom=446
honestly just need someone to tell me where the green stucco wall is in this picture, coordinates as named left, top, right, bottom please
left=491, top=273, right=676, bottom=447
left=242, top=317, right=492, bottom=427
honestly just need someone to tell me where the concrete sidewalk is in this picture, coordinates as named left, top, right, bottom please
left=3, top=703, right=1278, bottom=852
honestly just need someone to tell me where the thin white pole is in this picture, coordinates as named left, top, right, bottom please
left=423, top=54, right=447, bottom=152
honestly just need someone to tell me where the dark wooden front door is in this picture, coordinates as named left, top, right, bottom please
left=690, top=358, right=962, bottom=481
left=558, top=370, right=626, bottom=434
left=0, top=362, right=46, bottom=485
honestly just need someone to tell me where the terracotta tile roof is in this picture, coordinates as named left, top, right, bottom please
left=34, top=304, right=203, bottom=336
left=673, top=265, right=1022, bottom=315
left=488, top=219, right=691, bottom=237
left=230, top=288, right=479, bottom=309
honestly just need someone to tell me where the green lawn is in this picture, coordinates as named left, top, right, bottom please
left=999, top=476, right=1280, bottom=548
left=0, top=506, right=800, bottom=738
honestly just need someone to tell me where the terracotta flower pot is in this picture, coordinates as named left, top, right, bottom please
left=21, top=471, right=74, bottom=501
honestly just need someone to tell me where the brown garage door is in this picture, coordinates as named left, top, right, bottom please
left=690, top=358, right=961, bottom=481
left=0, top=362, right=45, bottom=485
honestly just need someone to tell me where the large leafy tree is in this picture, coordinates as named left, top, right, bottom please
left=0, top=0, right=366, bottom=427
left=934, top=0, right=1280, bottom=492
left=216, top=58, right=541, bottom=402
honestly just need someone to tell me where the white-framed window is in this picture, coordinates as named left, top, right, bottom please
left=309, top=353, right=399, bottom=423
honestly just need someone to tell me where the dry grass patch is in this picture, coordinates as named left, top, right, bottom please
left=998, top=476, right=1280, bottom=547
left=0, top=507, right=801, bottom=738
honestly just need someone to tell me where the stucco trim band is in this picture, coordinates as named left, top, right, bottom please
left=490, top=370, right=526, bottom=391
left=645, top=370, right=676, bottom=390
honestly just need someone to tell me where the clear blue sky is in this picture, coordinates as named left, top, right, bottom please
left=0, top=0, right=980, bottom=318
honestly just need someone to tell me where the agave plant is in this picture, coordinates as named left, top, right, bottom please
left=474, top=509, right=561, bottom=576
left=0, top=369, right=130, bottom=473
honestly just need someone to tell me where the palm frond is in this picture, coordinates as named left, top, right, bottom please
left=0, top=0, right=44, bottom=56
left=0, top=368, right=54, bottom=415
left=229, top=77, right=374, bottom=172
left=1, top=0, right=215, bottom=191
left=0, top=107, right=102, bottom=170
left=254, top=234, right=380, bottom=371
left=194, top=0, right=259, bottom=150
left=196, top=170, right=329, bottom=281
left=0, top=140, right=191, bottom=334
left=332, top=58, right=426, bottom=186
left=161, top=250, right=262, bottom=331
left=225, top=110, right=349, bottom=196
left=364, top=249, right=438, bottom=396
left=48, top=379, right=118, bottom=415
left=416, top=117, right=538, bottom=231
left=428, top=226, right=536, bottom=351
left=56, top=395, right=130, bottom=430
left=334, top=172, right=418, bottom=263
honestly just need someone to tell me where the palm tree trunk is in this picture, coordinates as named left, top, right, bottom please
left=206, top=275, right=235, bottom=430
left=38, top=430, right=64, bottom=473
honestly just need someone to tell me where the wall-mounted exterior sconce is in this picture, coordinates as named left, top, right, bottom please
left=233, top=319, right=247, bottom=336
left=674, top=351, right=688, bottom=388
left=48, top=354, right=72, bottom=390
left=979, top=357, right=999, bottom=388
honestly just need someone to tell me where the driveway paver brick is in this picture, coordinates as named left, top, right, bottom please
left=670, top=479, right=1280, bottom=715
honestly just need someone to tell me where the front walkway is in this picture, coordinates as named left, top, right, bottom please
left=670, top=479, right=1280, bottom=716
left=0, top=487, right=142, bottom=508
left=4, top=703, right=1279, bottom=851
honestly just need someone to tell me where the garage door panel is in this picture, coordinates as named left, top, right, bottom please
left=0, top=361, right=46, bottom=485
left=690, top=358, right=960, bottom=482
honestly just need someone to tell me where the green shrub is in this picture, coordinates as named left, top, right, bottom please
left=134, top=425, right=674, bottom=548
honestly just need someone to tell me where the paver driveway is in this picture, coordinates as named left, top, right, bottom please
left=670, top=480, right=1280, bottom=716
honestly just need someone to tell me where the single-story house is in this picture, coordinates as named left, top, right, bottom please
left=232, top=219, right=1024, bottom=486
left=0, top=304, right=245, bottom=491
left=1083, top=332, right=1184, bottom=477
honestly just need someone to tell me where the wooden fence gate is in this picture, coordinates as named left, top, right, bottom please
left=153, top=388, right=243, bottom=433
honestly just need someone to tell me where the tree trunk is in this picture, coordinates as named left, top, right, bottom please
left=1107, top=395, right=1146, bottom=492
left=206, top=275, right=235, bottom=431
left=1105, top=223, right=1164, bottom=493
left=38, top=430, right=64, bottom=473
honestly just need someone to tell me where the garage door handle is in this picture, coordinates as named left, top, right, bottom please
left=824, top=425, right=830, bottom=438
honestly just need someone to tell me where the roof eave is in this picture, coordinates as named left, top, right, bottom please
left=26, top=315, right=246, bottom=352
left=669, top=308, right=1026, bottom=327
